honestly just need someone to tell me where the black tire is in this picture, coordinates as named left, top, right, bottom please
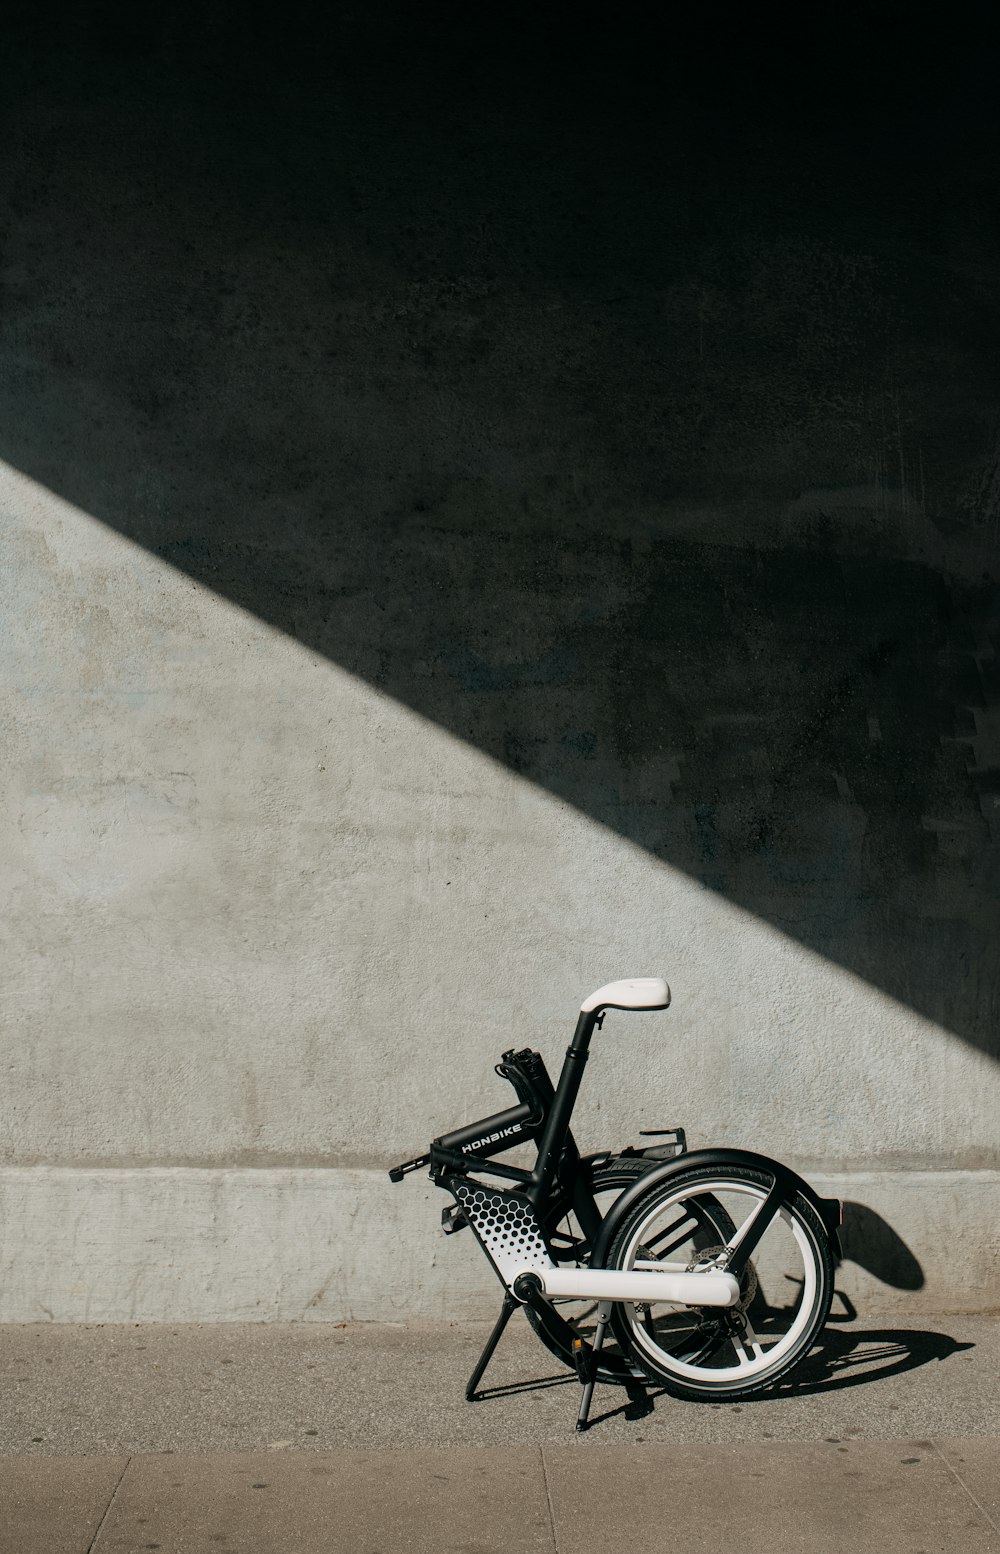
left=606, top=1162, right=835, bottom=1401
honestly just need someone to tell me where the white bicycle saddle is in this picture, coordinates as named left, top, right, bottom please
left=580, top=977, right=670, bottom=1013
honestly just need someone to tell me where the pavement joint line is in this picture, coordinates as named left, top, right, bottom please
left=929, top=1436, right=1000, bottom=1536
left=85, top=1453, right=132, bottom=1553
left=539, top=1446, right=561, bottom=1554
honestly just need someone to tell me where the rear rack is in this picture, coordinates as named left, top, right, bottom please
left=616, top=1126, right=687, bottom=1160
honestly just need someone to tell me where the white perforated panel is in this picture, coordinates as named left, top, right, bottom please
left=452, top=1181, right=552, bottom=1286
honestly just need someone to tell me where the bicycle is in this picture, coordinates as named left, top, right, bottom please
left=390, top=977, right=842, bottom=1430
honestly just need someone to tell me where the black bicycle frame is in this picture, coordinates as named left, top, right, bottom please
left=391, top=992, right=843, bottom=1427
left=427, top=1008, right=604, bottom=1235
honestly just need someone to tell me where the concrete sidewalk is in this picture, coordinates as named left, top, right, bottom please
left=1, top=1313, right=996, bottom=1451
left=1, top=1317, right=998, bottom=1551
left=3, top=1439, right=999, bottom=1553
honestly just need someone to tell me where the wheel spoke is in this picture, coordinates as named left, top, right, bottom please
left=733, top=1316, right=765, bottom=1367
left=724, top=1181, right=783, bottom=1275
left=644, top=1213, right=698, bottom=1259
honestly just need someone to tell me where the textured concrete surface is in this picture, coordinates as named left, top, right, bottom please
left=96, top=1448, right=556, bottom=1554
left=0, top=1163, right=998, bottom=1323
left=0, top=478, right=998, bottom=1320
left=3, top=1321, right=999, bottom=1552
left=9, top=490, right=997, bottom=1191
left=2, top=15, right=1000, bottom=1319
left=2, top=1444, right=998, bottom=1554
left=1, top=1318, right=996, bottom=1455
left=543, top=1440, right=1000, bottom=1554
left=938, top=1439, right=1000, bottom=1529
left=0, top=1456, right=127, bottom=1554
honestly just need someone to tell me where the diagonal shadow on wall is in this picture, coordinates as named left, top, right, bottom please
left=2, top=11, right=998, bottom=1058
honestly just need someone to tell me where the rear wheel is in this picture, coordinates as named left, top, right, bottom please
left=606, top=1163, right=835, bottom=1400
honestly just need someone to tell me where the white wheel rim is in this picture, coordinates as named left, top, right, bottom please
left=619, top=1177, right=818, bottom=1383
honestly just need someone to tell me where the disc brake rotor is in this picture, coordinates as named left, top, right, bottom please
left=686, top=1244, right=758, bottom=1313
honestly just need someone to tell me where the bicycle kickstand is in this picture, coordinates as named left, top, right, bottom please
left=573, top=1301, right=612, bottom=1432
left=465, top=1290, right=519, bottom=1401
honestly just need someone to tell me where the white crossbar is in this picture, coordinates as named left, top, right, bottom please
left=536, top=1266, right=740, bottom=1307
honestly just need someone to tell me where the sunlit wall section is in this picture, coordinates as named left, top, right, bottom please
left=2, top=472, right=998, bottom=1317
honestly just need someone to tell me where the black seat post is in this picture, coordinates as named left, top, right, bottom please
left=529, top=1009, right=599, bottom=1203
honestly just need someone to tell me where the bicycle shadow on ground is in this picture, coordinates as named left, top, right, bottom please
left=473, top=1313, right=975, bottom=1418
left=470, top=1371, right=577, bottom=1402
left=577, top=1322, right=976, bottom=1430
left=775, top=1322, right=974, bottom=1397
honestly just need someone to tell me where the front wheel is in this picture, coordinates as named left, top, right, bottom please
left=606, top=1163, right=835, bottom=1401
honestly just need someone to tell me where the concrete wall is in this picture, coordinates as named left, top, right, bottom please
left=3, top=481, right=998, bottom=1317
left=1, top=15, right=999, bottom=1317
